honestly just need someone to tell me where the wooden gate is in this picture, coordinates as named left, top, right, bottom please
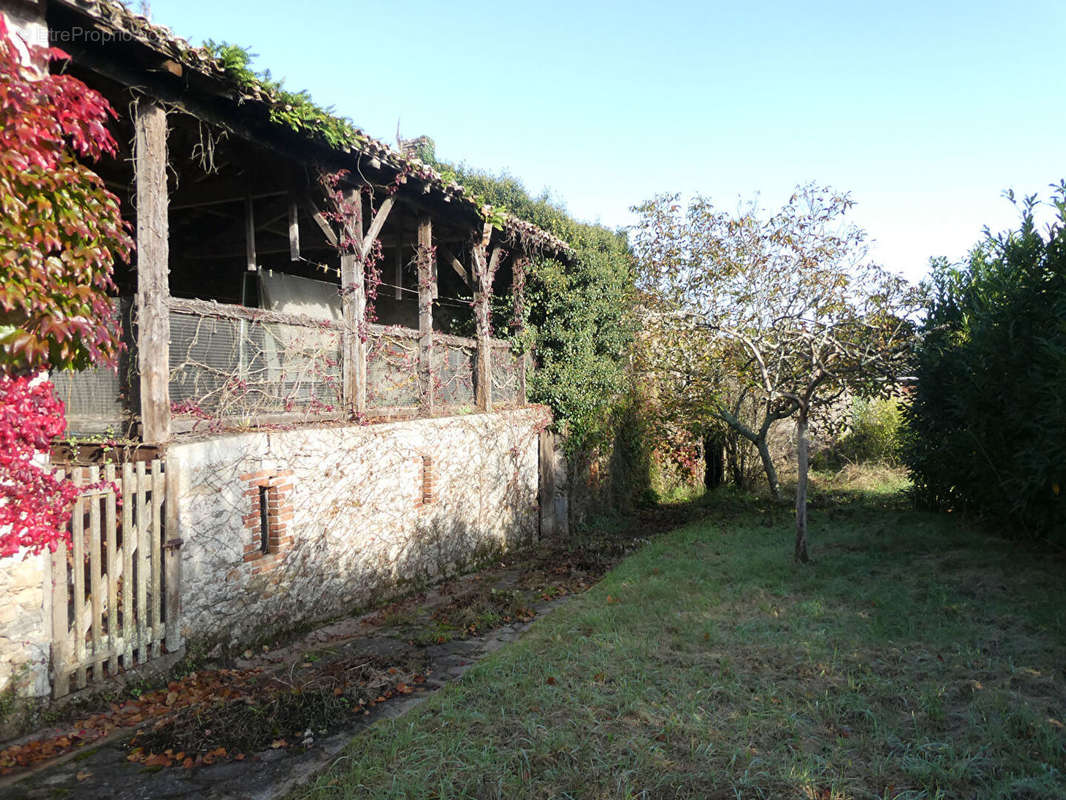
left=49, top=460, right=181, bottom=697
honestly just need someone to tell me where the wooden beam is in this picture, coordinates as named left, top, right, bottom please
left=301, top=194, right=339, bottom=248
left=134, top=99, right=171, bottom=445
left=394, top=246, right=403, bottom=300
left=288, top=199, right=300, bottom=261
left=438, top=244, right=471, bottom=287
left=417, top=215, right=435, bottom=415
left=244, top=195, right=256, bottom=272
left=256, top=210, right=289, bottom=233
left=169, top=190, right=286, bottom=212
left=361, top=194, right=395, bottom=254
left=340, top=188, right=367, bottom=415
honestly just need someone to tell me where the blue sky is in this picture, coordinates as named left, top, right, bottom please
left=144, top=0, right=1064, bottom=282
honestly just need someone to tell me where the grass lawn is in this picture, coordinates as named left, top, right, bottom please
left=296, top=478, right=1066, bottom=799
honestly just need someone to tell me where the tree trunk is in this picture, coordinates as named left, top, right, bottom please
left=716, top=404, right=781, bottom=499
left=703, top=434, right=724, bottom=490
left=756, top=438, right=781, bottom=500
left=794, top=410, right=810, bottom=563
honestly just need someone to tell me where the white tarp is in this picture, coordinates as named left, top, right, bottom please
left=255, top=271, right=343, bottom=394
left=258, top=270, right=342, bottom=321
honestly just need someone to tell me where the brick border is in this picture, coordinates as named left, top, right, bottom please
left=417, top=455, right=436, bottom=508
left=239, top=469, right=294, bottom=573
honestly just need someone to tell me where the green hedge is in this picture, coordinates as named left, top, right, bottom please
left=902, top=184, right=1066, bottom=540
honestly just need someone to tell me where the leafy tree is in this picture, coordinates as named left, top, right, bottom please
left=903, top=184, right=1066, bottom=540
left=633, top=185, right=917, bottom=561
left=0, top=17, right=131, bottom=556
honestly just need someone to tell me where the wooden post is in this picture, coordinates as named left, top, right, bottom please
left=134, top=100, right=171, bottom=444
left=340, top=189, right=366, bottom=415
left=472, top=240, right=497, bottom=412
left=519, top=352, right=530, bottom=406
left=513, top=256, right=528, bottom=405
left=417, top=215, right=435, bottom=414
left=538, top=430, right=556, bottom=540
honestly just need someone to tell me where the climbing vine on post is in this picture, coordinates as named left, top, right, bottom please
left=0, top=16, right=132, bottom=556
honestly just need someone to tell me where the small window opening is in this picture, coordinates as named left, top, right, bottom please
left=259, top=485, right=271, bottom=553
left=421, top=455, right=434, bottom=505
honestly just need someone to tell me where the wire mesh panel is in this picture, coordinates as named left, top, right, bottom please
left=169, top=307, right=343, bottom=423
left=50, top=298, right=137, bottom=436
left=491, top=343, right=521, bottom=406
left=432, top=334, right=476, bottom=408
left=367, top=325, right=420, bottom=410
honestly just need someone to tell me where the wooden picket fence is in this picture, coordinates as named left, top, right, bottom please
left=49, top=460, right=182, bottom=697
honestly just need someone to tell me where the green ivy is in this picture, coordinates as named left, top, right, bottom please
left=202, top=41, right=366, bottom=151
left=430, top=159, right=637, bottom=456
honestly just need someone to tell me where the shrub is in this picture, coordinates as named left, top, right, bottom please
left=830, top=397, right=903, bottom=467
left=902, top=184, right=1066, bottom=540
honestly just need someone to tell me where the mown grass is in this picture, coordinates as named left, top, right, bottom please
left=296, top=479, right=1066, bottom=799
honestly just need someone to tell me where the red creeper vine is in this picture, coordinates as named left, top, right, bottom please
left=0, top=16, right=131, bottom=556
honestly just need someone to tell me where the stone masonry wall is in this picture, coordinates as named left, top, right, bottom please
left=169, top=407, right=549, bottom=652
left=0, top=553, right=51, bottom=698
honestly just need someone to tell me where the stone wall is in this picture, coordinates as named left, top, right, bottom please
left=0, top=553, right=51, bottom=698
left=169, top=407, right=550, bottom=652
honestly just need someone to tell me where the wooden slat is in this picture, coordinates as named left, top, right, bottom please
left=104, top=463, right=118, bottom=676
left=134, top=99, right=171, bottom=444
left=50, top=467, right=70, bottom=698
left=71, top=474, right=86, bottom=690
left=394, top=246, right=403, bottom=300
left=164, top=462, right=182, bottom=653
left=288, top=199, right=300, bottom=261
left=135, top=461, right=148, bottom=664
left=88, top=466, right=103, bottom=681
left=418, top=215, right=434, bottom=414
left=244, top=195, right=257, bottom=272
left=121, top=461, right=135, bottom=667
left=150, top=459, right=164, bottom=658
